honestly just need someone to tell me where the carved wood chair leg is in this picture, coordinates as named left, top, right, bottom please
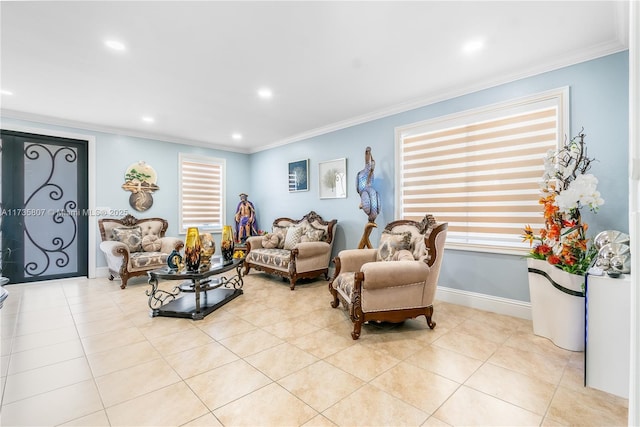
left=120, top=279, right=127, bottom=289
left=289, top=278, right=296, bottom=290
left=425, top=306, right=436, bottom=329
left=351, top=320, right=362, bottom=340
left=329, top=287, right=340, bottom=308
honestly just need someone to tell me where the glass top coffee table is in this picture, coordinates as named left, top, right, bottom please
left=146, top=256, right=243, bottom=320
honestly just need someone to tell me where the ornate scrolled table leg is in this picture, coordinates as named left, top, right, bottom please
left=146, top=258, right=244, bottom=320
left=219, top=262, right=244, bottom=291
left=146, top=275, right=181, bottom=317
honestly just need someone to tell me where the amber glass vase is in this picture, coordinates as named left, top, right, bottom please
left=184, top=227, right=202, bottom=272
left=199, top=232, right=216, bottom=270
left=221, top=225, right=235, bottom=264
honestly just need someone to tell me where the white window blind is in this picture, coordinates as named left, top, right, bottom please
left=396, top=88, right=568, bottom=254
left=179, top=154, right=225, bottom=232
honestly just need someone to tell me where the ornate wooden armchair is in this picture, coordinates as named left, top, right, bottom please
left=329, top=214, right=447, bottom=339
left=98, top=215, right=183, bottom=289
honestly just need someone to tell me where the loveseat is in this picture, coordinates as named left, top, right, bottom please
left=99, top=214, right=184, bottom=289
left=243, top=211, right=337, bottom=290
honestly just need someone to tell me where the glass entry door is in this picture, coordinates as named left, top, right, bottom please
left=0, top=130, right=88, bottom=284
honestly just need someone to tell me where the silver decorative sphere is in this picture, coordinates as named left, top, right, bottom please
left=597, top=242, right=630, bottom=275
left=594, top=230, right=630, bottom=250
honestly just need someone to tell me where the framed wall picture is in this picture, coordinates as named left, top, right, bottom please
left=288, top=159, right=309, bottom=192
left=319, top=158, right=347, bottom=199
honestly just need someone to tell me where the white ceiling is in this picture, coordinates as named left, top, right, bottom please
left=0, top=1, right=629, bottom=154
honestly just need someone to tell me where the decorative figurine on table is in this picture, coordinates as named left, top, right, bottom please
left=234, top=193, right=258, bottom=243
left=356, top=146, right=381, bottom=248
left=167, top=249, right=183, bottom=271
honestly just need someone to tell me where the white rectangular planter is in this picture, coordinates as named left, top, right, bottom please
left=527, top=258, right=585, bottom=352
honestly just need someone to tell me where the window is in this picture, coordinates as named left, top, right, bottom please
left=179, top=153, right=225, bottom=233
left=395, top=88, right=568, bottom=254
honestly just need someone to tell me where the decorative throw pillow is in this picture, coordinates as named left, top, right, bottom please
left=412, top=236, right=428, bottom=261
left=141, top=234, right=162, bottom=252
left=113, top=226, right=143, bottom=252
left=283, top=226, right=304, bottom=250
left=272, top=225, right=289, bottom=249
left=300, top=228, right=325, bottom=243
left=393, top=249, right=415, bottom=261
left=376, top=231, right=412, bottom=261
left=413, top=214, right=437, bottom=260
left=262, top=233, right=280, bottom=249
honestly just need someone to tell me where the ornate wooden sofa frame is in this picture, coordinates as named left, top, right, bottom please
left=98, top=214, right=184, bottom=289
left=243, top=211, right=338, bottom=290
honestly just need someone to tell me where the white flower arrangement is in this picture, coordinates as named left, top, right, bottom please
left=523, top=128, right=604, bottom=275
left=555, top=174, right=604, bottom=213
left=541, top=130, right=604, bottom=214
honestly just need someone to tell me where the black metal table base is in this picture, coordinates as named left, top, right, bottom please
left=150, top=287, right=243, bottom=320
left=146, top=257, right=244, bottom=321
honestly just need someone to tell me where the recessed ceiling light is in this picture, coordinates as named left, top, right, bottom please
left=1, top=89, right=13, bottom=96
left=105, top=39, right=126, bottom=51
left=231, top=133, right=243, bottom=141
left=142, top=116, right=154, bottom=123
left=257, top=88, right=272, bottom=99
left=463, top=38, right=485, bottom=54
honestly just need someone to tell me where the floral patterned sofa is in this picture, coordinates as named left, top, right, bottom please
left=99, top=214, right=184, bottom=289
left=243, top=211, right=337, bottom=290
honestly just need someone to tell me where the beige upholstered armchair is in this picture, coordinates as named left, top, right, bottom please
left=329, top=214, right=447, bottom=339
left=99, top=215, right=183, bottom=289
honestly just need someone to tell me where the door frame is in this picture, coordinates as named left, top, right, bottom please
left=2, top=124, right=97, bottom=279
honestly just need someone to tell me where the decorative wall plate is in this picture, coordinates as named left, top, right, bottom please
left=122, top=161, right=159, bottom=211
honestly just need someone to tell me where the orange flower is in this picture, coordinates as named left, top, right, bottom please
left=533, top=244, right=552, bottom=256
left=522, top=225, right=535, bottom=246
left=548, top=255, right=561, bottom=265
left=574, top=239, right=588, bottom=252
left=547, top=224, right=561, bottom=240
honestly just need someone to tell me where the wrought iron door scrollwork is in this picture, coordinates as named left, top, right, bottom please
left=23, top=143, right=78, bottom=277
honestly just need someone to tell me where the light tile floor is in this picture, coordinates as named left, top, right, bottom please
left=0, top=272, right=629, bottom=426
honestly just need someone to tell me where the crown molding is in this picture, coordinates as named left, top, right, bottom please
left=254, top=42, right=628, bottom=153
left=2, top=40, right=629, bottom=156
left=0, top=109, right=251, bottom=154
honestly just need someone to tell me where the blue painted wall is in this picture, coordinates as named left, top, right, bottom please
left=249, top=51, right=629, bottom=302
left=1, top=51, right=629, bottom=302
left=0, top=121, right=251, bottom=266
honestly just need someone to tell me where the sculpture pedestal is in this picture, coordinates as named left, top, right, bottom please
left=357, top=222, right=377, bottom=249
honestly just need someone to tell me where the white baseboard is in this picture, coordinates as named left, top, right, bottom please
left=436, top=286, right=532, bottom=320
left=95, top=266, right=111, bottom=278
left=95, top=266, right=531, bottom=320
